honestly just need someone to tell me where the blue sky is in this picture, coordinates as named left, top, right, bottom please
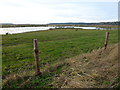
left=0, top=0, right=119, bottom=24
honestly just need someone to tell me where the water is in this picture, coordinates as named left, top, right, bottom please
left=0, top=27, right=55, bottom=35
left=0, top=26, right=117, bottom=35
left=74, top=27, right=96, bottom=29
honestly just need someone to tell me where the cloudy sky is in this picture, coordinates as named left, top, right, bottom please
left=0, top=0, right=119, bottom=24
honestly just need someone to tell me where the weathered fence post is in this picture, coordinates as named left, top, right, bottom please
left=33, top=39, right=41, bottom=75
left=104, top=32, right=109, bottom=50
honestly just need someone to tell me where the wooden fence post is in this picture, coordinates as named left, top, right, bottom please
left=104, top=32, right=109, bottom=50
left=33, top=39, right=41, bottom=75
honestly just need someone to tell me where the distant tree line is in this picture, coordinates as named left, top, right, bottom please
left=48, top=21, right=119, bottom=26
left=1, top=21, right=119, bottom=28
left=1, top=24, right=48, bottom=28
left=99, top=21, right=119, bottom=25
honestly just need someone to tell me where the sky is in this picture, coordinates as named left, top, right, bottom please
left=0, top=0, right=119, bottom=24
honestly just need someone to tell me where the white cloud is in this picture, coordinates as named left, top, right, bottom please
left=28, top=0, right=119, bottom=3
left=0, top=0, right=118, bottom=24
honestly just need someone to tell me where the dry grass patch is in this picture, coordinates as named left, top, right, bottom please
left=52, top=43, right=119, bottom=88
left=2, top=60, right=70, bottom=88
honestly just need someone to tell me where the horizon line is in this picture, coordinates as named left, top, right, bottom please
left=0, top=20, right=118, bottom=25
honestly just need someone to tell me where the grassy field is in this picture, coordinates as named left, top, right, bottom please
left=2, top=28, right=118, bottom=88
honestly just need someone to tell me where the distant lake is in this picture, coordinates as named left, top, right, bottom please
left=0, top=27, right=55, bottom=35
left=0, top=26, right=117, bottom=35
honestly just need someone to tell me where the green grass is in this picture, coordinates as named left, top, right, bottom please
left=2, top=29, right=118, bottom=88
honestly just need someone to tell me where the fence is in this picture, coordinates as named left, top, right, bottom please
left=33, top=32, right=109, bottom=75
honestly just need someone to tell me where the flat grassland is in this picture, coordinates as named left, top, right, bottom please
left=2, top=28, right=118, bottom=88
